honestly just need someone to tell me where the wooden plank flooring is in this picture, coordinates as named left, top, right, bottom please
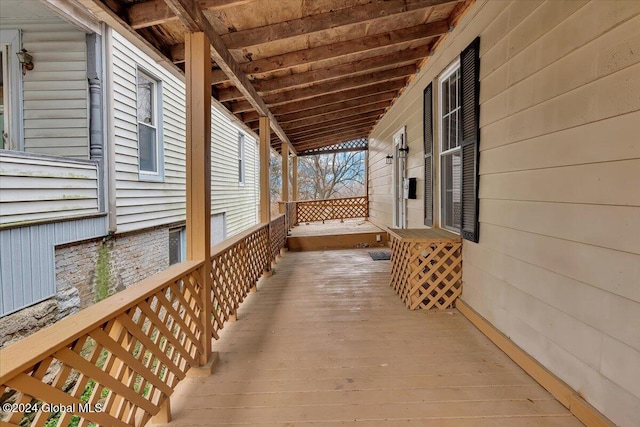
left=164, top=249, right=582, bottom=426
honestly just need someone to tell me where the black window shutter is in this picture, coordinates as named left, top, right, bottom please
left=459, top=37, right=480, bottom=243
left=423, top=83, right=434, bottom=226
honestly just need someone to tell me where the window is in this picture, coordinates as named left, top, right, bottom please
left=0, top=46, right=8, bottom=148
left=168, top=227, right=185, bottom=265
left=238, top=132, right=245, bottom=185
left=439, top=60, right=461, bottom=233
left=423, top=37, right=480, bottom=242
left=0, top=29, right=21, bottom=151
left=136, top=69, right=162, bottom=177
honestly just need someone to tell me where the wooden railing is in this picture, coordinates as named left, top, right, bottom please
left=0, top=218, right=288, bottom=427
left=296, top=196, right=368, bottom=224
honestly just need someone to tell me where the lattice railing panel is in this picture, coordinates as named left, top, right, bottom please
left=297, top=138, right=368, bottom=156
left=389, top=235, right=462, bottom=310
left=269, top=215, right=287, bottom=262
left=284, top=201, right=297, bottom=230
left=209, top=224, right=270, bottom=332
left=296, top=196, right=368, bottom=223
left=0, top=263, right=205, bottom=427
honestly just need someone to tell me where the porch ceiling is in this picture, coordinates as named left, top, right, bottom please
left=83, top=0, right=471, bottom=153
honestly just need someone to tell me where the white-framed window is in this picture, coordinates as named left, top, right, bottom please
left=439, top=59, right=461, bottom=233
left=0, top=45, right=9, bottom=148
left=238, top=132, right=245, bottom=185
left=136, top=68, right=163, bottom=179
left=168, top=226, right=186, bottom=265
left=0, top=29, right=22, bottom=151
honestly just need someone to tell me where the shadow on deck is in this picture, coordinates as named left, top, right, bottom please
left=162, top=249, right=582, bottom=426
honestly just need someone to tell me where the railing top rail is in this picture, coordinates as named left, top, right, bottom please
left=296, top=196, right=367, bottom=204
left=0, top=259, right=203, bottom=382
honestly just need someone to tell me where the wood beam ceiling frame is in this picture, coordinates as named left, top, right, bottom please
left=231, top=77, right=408, bottom=114
left=242, top=90, right=398, bottom=124
left=157, top=0, right=296, bottom=154
left=206, top=20, right=449, bottom=83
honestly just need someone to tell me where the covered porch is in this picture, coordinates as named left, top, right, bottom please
left=165, top=248, right=581, bottom=426
left=0, top=0, right=633, bottom=426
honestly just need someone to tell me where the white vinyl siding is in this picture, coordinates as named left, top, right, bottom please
left=111, top=30, right=185, bottom=232
left=0, top=151, right=99, bottom=225
left=20, top=21, right=89, bottom=158
left=211, top=107, right=258, bottom=236
left=111, top=31, right=258, bottom=235
left=368, top=1, right=640, bottom=426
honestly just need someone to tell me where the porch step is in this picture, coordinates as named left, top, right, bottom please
left=287, top=231, right=388, bottom=251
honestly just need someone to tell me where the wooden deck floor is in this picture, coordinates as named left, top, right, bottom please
left=164, top=249, right=582, bottom=426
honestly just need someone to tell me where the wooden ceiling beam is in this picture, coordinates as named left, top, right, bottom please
left=252, top=44, right=432, bottom=94
left=218, top=63, right=415, bottom=103
left=242, top=90, right=395, bottom=124
left=204, top=20, right=449, bottom=81
left=127, top=0, right=251, bottom=29
left=281, top=108, right=387, bottom=132
left=232, top=79, right=406, bottom=114
left=163, top=0, right=294, bottom=153
left=265, top=65, right=414, bottom=105
left=277, top=93, right=397, bottom=124
left=287, top=118, right=380, bottom=140
left=221, top=0, right=458, bottom=49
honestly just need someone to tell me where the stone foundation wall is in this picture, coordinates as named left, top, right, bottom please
left=0, top=225, right=173, bottom=347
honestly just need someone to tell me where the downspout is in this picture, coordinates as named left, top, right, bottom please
left=87, top=26, right=117, bottom=232
left=86, top=33, right=105, bottom=212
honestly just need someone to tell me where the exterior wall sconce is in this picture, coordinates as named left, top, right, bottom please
left=16, top=49, right=34, bottom=74
left=385, top=155, right=393, bottom=165
left=398, top=146, right=409, bottom=159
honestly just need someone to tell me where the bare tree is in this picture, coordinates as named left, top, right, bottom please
left=270, top=150, right=365, bottom=202
left=298, top=151, right=365, bottom=200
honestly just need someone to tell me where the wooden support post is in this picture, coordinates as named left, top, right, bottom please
left=259, top=117, right=271, bottom=224
left=150, top=398, right=171, bottom=424
left=364, top=150, right=369, bottom=219
left=281, top=143, right=289, bottom=202
left=185, top=32, right=212, bottom=367
left=259, top=116, right=273, bottom=275
left=292, top=156, right=298, bottom=202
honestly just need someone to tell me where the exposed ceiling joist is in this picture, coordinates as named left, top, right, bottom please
left=218, top=64, right=416, bottom=103
left=274, top=91, right=398, bottom=123
left=280, top=107, right=386, bottom=131
left=220, top=0, right=458, bottom=49
left=242, top=90, right=396, bottom=123
left=198, top=20, right=449, bottom=80
left=287, top=118, right=380, bottom=139
left=163, top=0, right=295, bottom=154
left=251, top=45, right=432, bottom=94
left=232, top=79, right=406, bottom=115
left=127, top=0, right=251, bottom=29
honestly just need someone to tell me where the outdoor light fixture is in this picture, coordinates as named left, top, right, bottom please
left=385, top=155, right=393, bottom=165
left=398, top=146, right=409, bottom=159
left=16, top=49, right=34, bottom=74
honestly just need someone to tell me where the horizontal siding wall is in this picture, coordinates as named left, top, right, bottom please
left=367, top=1, right=640, bottom=426
left=0, top=151, right=99, bottom=225
left=111, top=30, right=186, bottom=232
left=0, top=215, right=107, bottom=316
left=20, top=21, right=89, bottom=158
left=211, top=107, right=258, bottom=237
left=110, top=31, right=258, bottom=235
